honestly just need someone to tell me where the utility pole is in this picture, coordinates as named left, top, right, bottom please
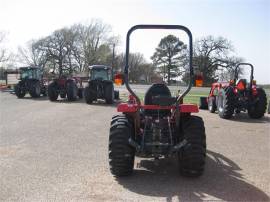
left=112, top=43, right=115, bottom=77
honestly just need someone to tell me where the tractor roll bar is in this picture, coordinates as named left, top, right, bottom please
left=124, top=24, right=193, bottom=106
left=235, top=63, right=254, bottom=91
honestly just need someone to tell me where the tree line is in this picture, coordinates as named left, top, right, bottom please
left=0, top=19, right=243, bottom=86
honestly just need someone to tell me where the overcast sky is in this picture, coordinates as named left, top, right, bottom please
left=0, top=0, right=269, bottom=83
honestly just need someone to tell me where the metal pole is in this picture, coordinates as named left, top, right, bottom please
left=112, top=43, right=115, bottom=78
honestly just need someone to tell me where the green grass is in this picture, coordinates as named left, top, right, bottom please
left=119, top=91, right=209, bottom=105
left=184, top=95, right=204, bottom=105
left=119, top=89, right=270, bottom=111
left=119, top=90, right=270, bottom=108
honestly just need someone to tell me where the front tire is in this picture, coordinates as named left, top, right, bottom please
left=179, top=116, right=206, bottom=177
left=29, top=81, right=41, bottom=98
left=105, top=84, right=114, bottom=104
left=248, top=88, right=267, bottom=119
left=15, top=83, right=26, bottom=98
left=217, top=87, right=235, bottom=119
left=208, top=96, right=217, bottom=113
left=109, top=115, right=135, bottom=177
left=48, top=82, right=59, bottom=101
left=84, top=86, right=96, bottom=104
left=66, top=81, right=78, bottom=101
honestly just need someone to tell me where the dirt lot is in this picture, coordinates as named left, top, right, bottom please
left=0, top=91, right=269, bottom=201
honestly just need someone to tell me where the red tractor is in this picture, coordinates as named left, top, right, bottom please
left=109, top=25, right=206, bottom=177
left=200, top=63, right=267, bottom=119
left=47, top=73, right=83, bottom=102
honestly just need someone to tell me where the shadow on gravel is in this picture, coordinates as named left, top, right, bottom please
left=116, top=150, right=269, bottom=201
left=229, top=113, right=270, bottom=123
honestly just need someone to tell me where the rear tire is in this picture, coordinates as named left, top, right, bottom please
left=105, top=84, right=114, bottom=104
left=217, top=87, right=235, bottom=119
left=208, top=96, right=217, bottom=113
left=248, top=88, right=267, bottom=119
left=29, top=81, right=41, bottom=98
left=179, top=116, right=206, bottom=177
left=84, top=86, right=96, bottom=104
left=109, top=115, right=135, bottom=177
left=15, top=83, right=26, bottom=98
left=66, top=81, right=78, bottom=101
left=48, top=82, right=58, bottom=101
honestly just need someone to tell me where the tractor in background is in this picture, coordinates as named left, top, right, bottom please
left=109, top=25, right=206, bottom=177
left=84, top=65, right=119, bottom=104
left=200, top=63, right=267, bottom=119
left=15, top=66, right=47, bottom=98
left=47, top=71, right=83, bottom=102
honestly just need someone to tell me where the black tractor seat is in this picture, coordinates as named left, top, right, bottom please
left=152, top=95, right=177, bottom=106
left=144, top=83, right=173, bottom=116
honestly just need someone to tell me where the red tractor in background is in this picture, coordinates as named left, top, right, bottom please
left=200, top=63, right=267, bottom=119
left=109, top=25, right=206, bottom=177
left=47, top=72, right=83, bottom=101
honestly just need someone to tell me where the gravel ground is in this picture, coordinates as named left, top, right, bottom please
left=0, top=91, right=269, bottom=201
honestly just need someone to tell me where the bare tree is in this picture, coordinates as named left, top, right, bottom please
left=0, top=31, right=9, bottom=64
left=73, top=20, right=118, bottom=69
left=139, top=63, right=156, bottom=83
left=18, top=40, right=48, bottom=69
left=16, top=20, right=119, bottom=77
left=117, top=52, right=155, bottom=83
left=193, top=35, right=242, bottom=85
left=217, top=56, right=244, bottom=81
left=71, top=21, right=119, bottom=72
left=36, top=28, right=75, bottom=75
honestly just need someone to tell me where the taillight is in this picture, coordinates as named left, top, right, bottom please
left=236, top=81, right=245, bottom=90
left=252, top=88, right=258, bottom=96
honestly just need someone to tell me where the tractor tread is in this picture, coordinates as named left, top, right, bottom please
left=218, top=86, right=235, bottom=119
left=179, top=115, right=206, bottom=177
left=109, top=114, right=135, bottom=177
left=248, top=88, right=267, bottom=119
